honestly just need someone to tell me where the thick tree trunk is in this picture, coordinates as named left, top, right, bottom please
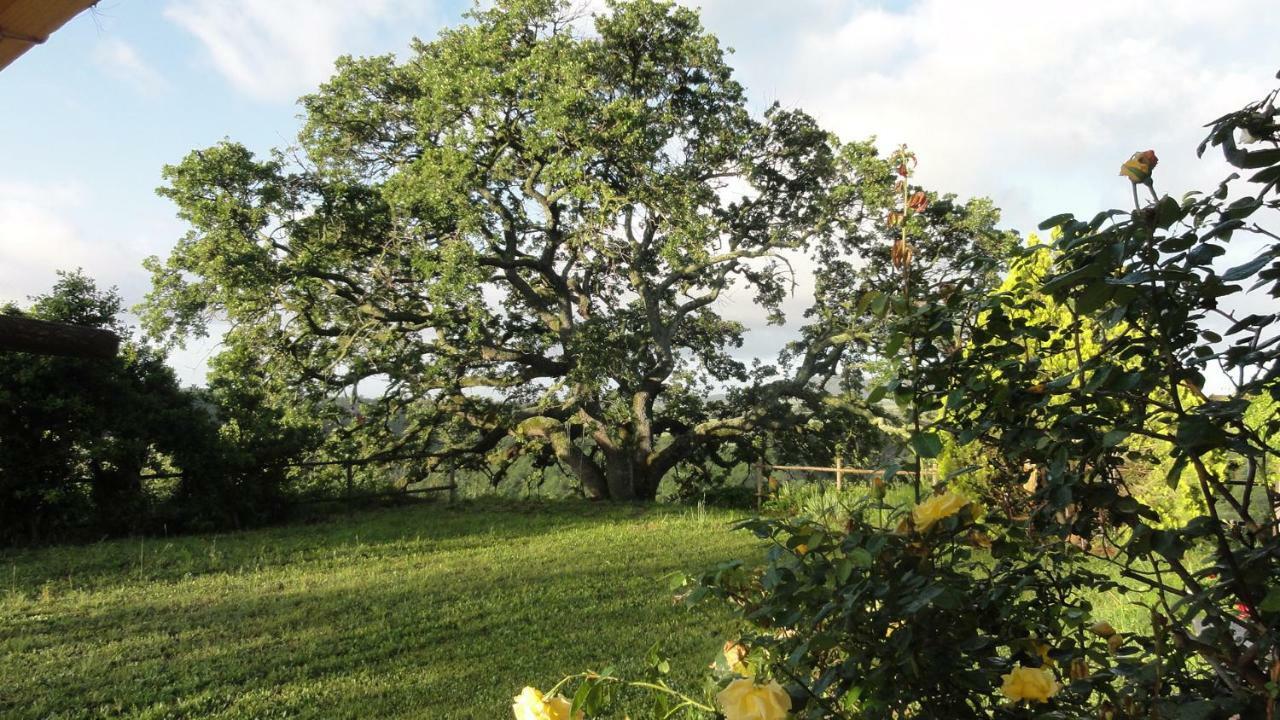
left=554, top=440, right=609, bottom=500
left=558, top=447, right=662, bottom=501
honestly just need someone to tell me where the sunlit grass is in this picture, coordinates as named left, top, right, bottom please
left=0, top=499, right=756, bottom=719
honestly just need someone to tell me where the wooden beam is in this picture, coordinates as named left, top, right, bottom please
left=0, top=0, right=98, bottom=72
left=0, top=315, right=120, bottom=359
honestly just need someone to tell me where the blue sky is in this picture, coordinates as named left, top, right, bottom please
left=1, top=0, right=1277, bottom=387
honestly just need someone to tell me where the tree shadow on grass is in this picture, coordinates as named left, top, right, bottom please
left=1, top=507, right=747, bottom=719
left=1, top=499, right=727, bottom=593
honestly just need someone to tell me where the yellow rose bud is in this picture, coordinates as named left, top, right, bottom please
left=1089, top=621, right=1116, bottom=638
left=911, top=492, right=972, bottom=532
left=1107, top=633, right=1124, bottom=655
left=717, top=677, right=792, bottom=720
left=966, top=530, right=993, bottom=549
left=1119, top=149, right=1158, bottom=185
left=1069, top=657, right=1089, bottom=681
left=512, top=687, right=581, bottom=720
left=871, top=476, right=887, bottom=498
left=1000, top=665, right=1060, bottom=704
left=794, top=544, right=809, bottom=556
left=1032, top=641, right=1055, bottom=668
left=714, top=641, right=750, bottom=675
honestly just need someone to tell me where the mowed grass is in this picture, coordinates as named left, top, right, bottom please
left=0, top=500, right=757, bottom=719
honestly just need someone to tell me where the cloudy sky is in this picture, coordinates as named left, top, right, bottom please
left=1, top=0, right=1277, bottom=386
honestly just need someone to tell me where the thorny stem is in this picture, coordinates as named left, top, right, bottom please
left=898, top=146, right=924, bottom=503
left=546, top=674, right=716, bottom=714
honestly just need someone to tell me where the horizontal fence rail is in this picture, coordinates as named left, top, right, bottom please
left=134, top=452, right=458, bottom=512
left=756, top=456, right=938, bottom=508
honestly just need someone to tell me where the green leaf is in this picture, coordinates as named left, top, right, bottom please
left=571, top=682, right=592, bottom=717
left=1221, top=249, right=1278, bottom=282
left=834, top=559, right=854, bottom=583
left=884, top=332, right=905, bottom=357
left=870, top=292, right=890, bottom=317
left=1075, top=281, right=1113, bottom=313
left=1038, top=213, right=1074, bottom=230
left=1249, top=164, right=1280, bottom=184
left=881, top=462, right=900, bottom=483
left=1102, top=430, right=1130, bottom=448
left=857, top=290, right=882, bottom=313
left=1201, top=218, right=1245, bottom=241
left=1166, top=454, right=1189, bottom=489
left=1260, top=587, right=1280, bottom=613
left=1238, top=147, right=1280, bottom=169
left=1186, top=243, right=1225, bottom=265
left=849, top=547, right=873, bottom=568
left=909, top=432, right=943, bottom=459
left=1042, top=265, right=1101, bottom=295
left=866, top=384, right=888, bottom=405
left=1154, top=195, right=1184, bottom=228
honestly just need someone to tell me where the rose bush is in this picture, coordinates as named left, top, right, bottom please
left=524, top=70, right=1280, bottom=720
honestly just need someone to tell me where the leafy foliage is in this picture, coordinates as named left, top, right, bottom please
left=0, top=272, right=314, bottom=543
left=142, top=0, right=1005, bottom=501
left=560, top=69, right=1280, bottom=720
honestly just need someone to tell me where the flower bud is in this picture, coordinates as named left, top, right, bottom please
left=1107, top=633, right=1124, bottom=655
left=1089, top=621, right=1116, bottom=638
left=1069, top=657, right=1089, bottom=681
left=1119, top=150, right=1158, bottom=185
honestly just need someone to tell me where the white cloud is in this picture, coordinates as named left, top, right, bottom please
left=94, top=38, right=167, bottom=95
left=0, top=182, right=101, bottom=306
left=694, top=0, right=1277, bottom=235
left=165, top=0, right=440, bottom=102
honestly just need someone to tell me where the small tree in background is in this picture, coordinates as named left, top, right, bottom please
left=0, top=271, right=315, bottom=543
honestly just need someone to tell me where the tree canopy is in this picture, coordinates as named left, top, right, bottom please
left=143, top=0, right=1008, bottom=500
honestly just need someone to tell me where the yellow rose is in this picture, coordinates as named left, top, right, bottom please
left=1119, top=149, right=1158, bottom=184
left=911, top=492, right=971, bottom=532
left=717, top=677, right=792, bottom=720
left=1000, top=665, right=1060, bottom=704
left=512, top=686, right=581, bottom=720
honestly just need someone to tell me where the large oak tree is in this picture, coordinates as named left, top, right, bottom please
left=143, top=0, right=1006, bottom=500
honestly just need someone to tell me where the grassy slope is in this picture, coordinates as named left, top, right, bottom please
left=0, top=500, right=756, bottom=720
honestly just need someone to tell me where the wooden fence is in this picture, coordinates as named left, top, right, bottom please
left=755, top=456, right=938, bottom=507
left=138, top=452, right=458, bottom=512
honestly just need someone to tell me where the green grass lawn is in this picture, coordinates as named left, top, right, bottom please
left=0, top=500, right=757, bottom=719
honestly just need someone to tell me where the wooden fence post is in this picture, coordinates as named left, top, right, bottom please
left=345, top=460, right=355, bottom=516
left=835, top=455, right=844, bottom=491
